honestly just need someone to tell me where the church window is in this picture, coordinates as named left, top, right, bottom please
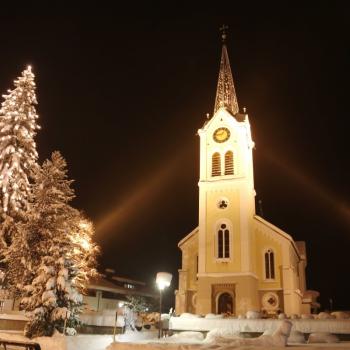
left=225, top=150, right=234, bottom=175
left=212, top=152, right=221, bottom=176
left=218, top=224, right=230, bottom=259
left=265, top=249, right=275, bottom=279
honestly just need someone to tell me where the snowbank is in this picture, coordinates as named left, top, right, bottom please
left=0, top=331, right=66, bottom=350
left=169, top=316, right=350, bottom=334
left=0, top=331, right=115, bottom=350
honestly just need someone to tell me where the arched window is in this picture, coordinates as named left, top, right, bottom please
left=225, top=150, right=234, bottom=175
left=218, top=223, right=230, bottom=258
left=212, top=152, right=221, bottom=177
left=265, top=249, right=275, bottom=279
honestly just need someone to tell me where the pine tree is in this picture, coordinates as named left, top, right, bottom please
left=0, top=66, right=40, bottom=298
left=0, top=66, right=40, bottom=221
left=18, top=151, right=98, bottom=338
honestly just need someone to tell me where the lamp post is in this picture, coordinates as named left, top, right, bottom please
left=156, top=272, right=172, bottom=339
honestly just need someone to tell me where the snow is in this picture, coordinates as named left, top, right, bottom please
left=288, top=330, right=306, bottom=343
left=308, top=332, right=340, bottom=343
left=80, top=312, right=125, bottom=327
left=169, top=316, right=350, bottom=334
left=0, top=331, right=66, bottom=350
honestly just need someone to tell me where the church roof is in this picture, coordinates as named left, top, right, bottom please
left=213, top=32, right=239, bottom=116
left=178, top=226, right=198, bottom=248
left=254, top=215, right=306, bottom=261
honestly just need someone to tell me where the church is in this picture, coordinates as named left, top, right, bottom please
left=175, top=33, right=318, bottom=317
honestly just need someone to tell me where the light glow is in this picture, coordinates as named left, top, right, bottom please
left=156, top=272, right=172, bottom=290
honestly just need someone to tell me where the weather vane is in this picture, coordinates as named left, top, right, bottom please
left=220, top=24, right=228, bottom=42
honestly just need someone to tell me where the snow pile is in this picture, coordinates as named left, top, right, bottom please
left=170, top=314, right=350, bottom=334
left=203, top=320, right=292, bottom=347
left=317, top=312, right=335, bottom=319
left=332, top=311, right=350, bottom=319
left=301, top=314, right=314, bottom=319
left=287, top=330, right=306, bottom=343
left=308, top=332, right=340, bottom=343
left=116, top=329, right=158, bottom=343
left=246, top=310, right=261, bottom=319
left=290, top=314, right=299, bottom=319
left=204, top=327, right=240, bottom=343
left=166, top=331, right=204, bottom=343
left=179, top=313, right=202, bottom=319
left=204, top=313, right=224, bottom=319
left=66, top=334, right=113, bottom=350
left=0, top=331, right=66, bottom=350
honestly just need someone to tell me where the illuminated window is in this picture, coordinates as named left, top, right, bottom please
left=218, top=224, right=230, bottom=258
left=212, top=152, right=221, bottom=176
left=225, top=151, right=234, bottom=175
left=265, top=249, right=275, bottom=279
left=124, top=283, right=135, bottom=289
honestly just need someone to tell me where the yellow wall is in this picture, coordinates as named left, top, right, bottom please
left=205, top=188, right=241, bottom=273
left=180, top=232, right=199, bottom=291
left=254, top=228, right=282, bottom=290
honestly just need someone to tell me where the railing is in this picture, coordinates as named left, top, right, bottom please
left=0, top=338, right=41, bottom=350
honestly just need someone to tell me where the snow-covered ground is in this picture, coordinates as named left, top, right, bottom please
left=0, top=329, right=350, bottom=350
left=0, top=331, right=114, bottom=350
left=170, top=316, right=350, bottom=334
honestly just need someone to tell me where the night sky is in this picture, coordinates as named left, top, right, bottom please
left=0, top=3, right=349, bottom=311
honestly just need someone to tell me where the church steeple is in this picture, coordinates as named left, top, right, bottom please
left=214, top=26, right=239, bottom=116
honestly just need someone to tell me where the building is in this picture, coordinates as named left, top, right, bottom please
left=83, top=269, right=157, bottom=312
left=175, top=32, right=317, bottom=317
left=0, top=268, right=156, bottom=314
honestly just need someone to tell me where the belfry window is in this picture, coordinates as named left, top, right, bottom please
left=218, top=224, right=230, bottom=259
left=265, top=249, right=275, bottom=279
left=225, top=151, right=234, bottom=175
left=212, top=152, right=221, bottom=177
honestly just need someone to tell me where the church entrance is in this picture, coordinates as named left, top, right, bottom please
left=212, top=283, right=235, bottom=315
left=218, top=292, right=233, bottom=314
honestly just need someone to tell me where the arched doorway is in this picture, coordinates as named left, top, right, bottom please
left=217, top=292, right=234, bottom=314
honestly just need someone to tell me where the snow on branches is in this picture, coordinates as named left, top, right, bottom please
left=18, top=151, right=99, bottom=338
left=0, top=66, right=40, bottom=219
left=0, top=67, right=99, bottom=338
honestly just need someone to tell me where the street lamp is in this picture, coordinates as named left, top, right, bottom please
left=156, top=272, right=172, bottom=339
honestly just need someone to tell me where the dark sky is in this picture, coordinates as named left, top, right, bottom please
left=0, top=3, right=349, bottom=311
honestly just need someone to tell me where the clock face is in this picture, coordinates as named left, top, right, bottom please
left=213, top=127, right=230, bottom=143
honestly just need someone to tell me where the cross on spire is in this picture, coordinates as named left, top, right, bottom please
left=220, top=24, right=228, bottom=42
left=214, top=26, right=239, bottom=116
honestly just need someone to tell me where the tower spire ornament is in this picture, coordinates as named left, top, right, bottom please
left=214, top=25, right=239, bottom=115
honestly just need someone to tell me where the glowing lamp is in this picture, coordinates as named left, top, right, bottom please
left=156, top=272, right=172, bottom=290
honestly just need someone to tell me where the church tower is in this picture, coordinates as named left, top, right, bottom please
left=175, top=29, right=312, bottom=317
left=196, top=30, right=258, bottom=314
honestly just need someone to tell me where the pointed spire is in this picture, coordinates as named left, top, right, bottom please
left=214, top=25, right=239, bottom=115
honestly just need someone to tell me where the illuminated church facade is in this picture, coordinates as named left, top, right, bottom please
left=175, top=35, right=316, bottom=317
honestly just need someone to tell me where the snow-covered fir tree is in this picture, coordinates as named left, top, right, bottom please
left=17, top=151, right=98, bottom=338
left=0, top=66, right=40, bottom=222
left=0, top=66, right=40, bottom=298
